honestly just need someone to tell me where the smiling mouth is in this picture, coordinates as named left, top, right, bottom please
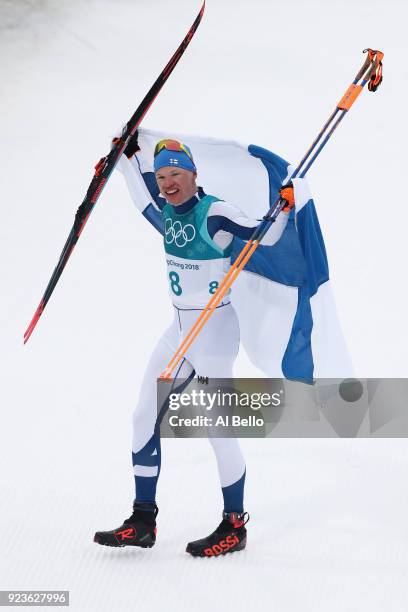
left=166, top=189, right=179, bottom=196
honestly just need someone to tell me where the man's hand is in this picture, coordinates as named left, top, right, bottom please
left=279, top=183, right=295, bottom=212
left=112, top=130, right=140, bottom=159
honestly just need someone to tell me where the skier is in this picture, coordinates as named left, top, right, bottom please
left=94, top=134, right=296, bottom=556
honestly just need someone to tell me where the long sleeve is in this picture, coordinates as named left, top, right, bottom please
left=207, top=201, right=289, bottom=249
left=116, top=153, right=165, bottom=235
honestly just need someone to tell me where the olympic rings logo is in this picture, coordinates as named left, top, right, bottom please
left=165, top=218, right=196, bottom=248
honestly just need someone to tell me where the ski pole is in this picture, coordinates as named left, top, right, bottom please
left=159, top=48, right=384, bottom=380
left=295, top=48, right=383, bottom=179
left=23, top=1, right=206, bottom=345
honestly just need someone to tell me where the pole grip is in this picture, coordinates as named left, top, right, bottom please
left=337, top=84, right=363, bottom=110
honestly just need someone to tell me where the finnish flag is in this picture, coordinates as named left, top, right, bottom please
left=118, top=129, right=353, bottom=383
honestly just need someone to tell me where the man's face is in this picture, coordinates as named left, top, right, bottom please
left=155, top=166, right=197, bottom=206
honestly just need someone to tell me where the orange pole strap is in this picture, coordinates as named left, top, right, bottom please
left=337, top=48, right=383, bottom=111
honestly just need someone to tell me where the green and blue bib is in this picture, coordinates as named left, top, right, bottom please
left=162, top=195, right=232, bottom=307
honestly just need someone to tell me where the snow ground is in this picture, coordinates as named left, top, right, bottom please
left=1, top=1, right=408, bottom=611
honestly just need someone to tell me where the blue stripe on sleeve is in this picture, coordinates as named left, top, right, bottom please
left=142, top=171, right=165, bottom=210
left=207, top=215, right=258, bottom=241
left=142, top=204, right=164, bottom=236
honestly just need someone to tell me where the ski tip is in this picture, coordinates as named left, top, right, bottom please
left=23, top=301, right=45, bottom=345
left=200, top=0, right=206, bottom=18
left=23, top=324, right=35, bottom=345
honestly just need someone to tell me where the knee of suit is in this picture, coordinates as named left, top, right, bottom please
left=132, top=408, right=158, bottom=446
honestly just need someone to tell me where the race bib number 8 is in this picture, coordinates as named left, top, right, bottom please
left=209, top=281, right=219, bottom=294
left=169, top=271, right=182, bottom=296
left=168, top=272, right=220, bottom=298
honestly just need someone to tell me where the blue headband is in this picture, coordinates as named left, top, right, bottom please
left=153, top=148, right=196, bottom=173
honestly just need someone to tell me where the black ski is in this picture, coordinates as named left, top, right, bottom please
left=24, top=1, right=206, bottom=344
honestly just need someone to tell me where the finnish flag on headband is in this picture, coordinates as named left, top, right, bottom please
left=119, top=128, right=353, bottom=383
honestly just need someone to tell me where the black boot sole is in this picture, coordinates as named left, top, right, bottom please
left=93, top=533, right=155, bottom=548
left=186, top=535, right=247, bottom=557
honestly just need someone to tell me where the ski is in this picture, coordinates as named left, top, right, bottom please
left=24, top=1, right=206, bottom=344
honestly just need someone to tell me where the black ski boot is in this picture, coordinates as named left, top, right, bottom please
left=186, top=511, right=249, bottom=557
left=94, top=502, right=158, bottom=548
